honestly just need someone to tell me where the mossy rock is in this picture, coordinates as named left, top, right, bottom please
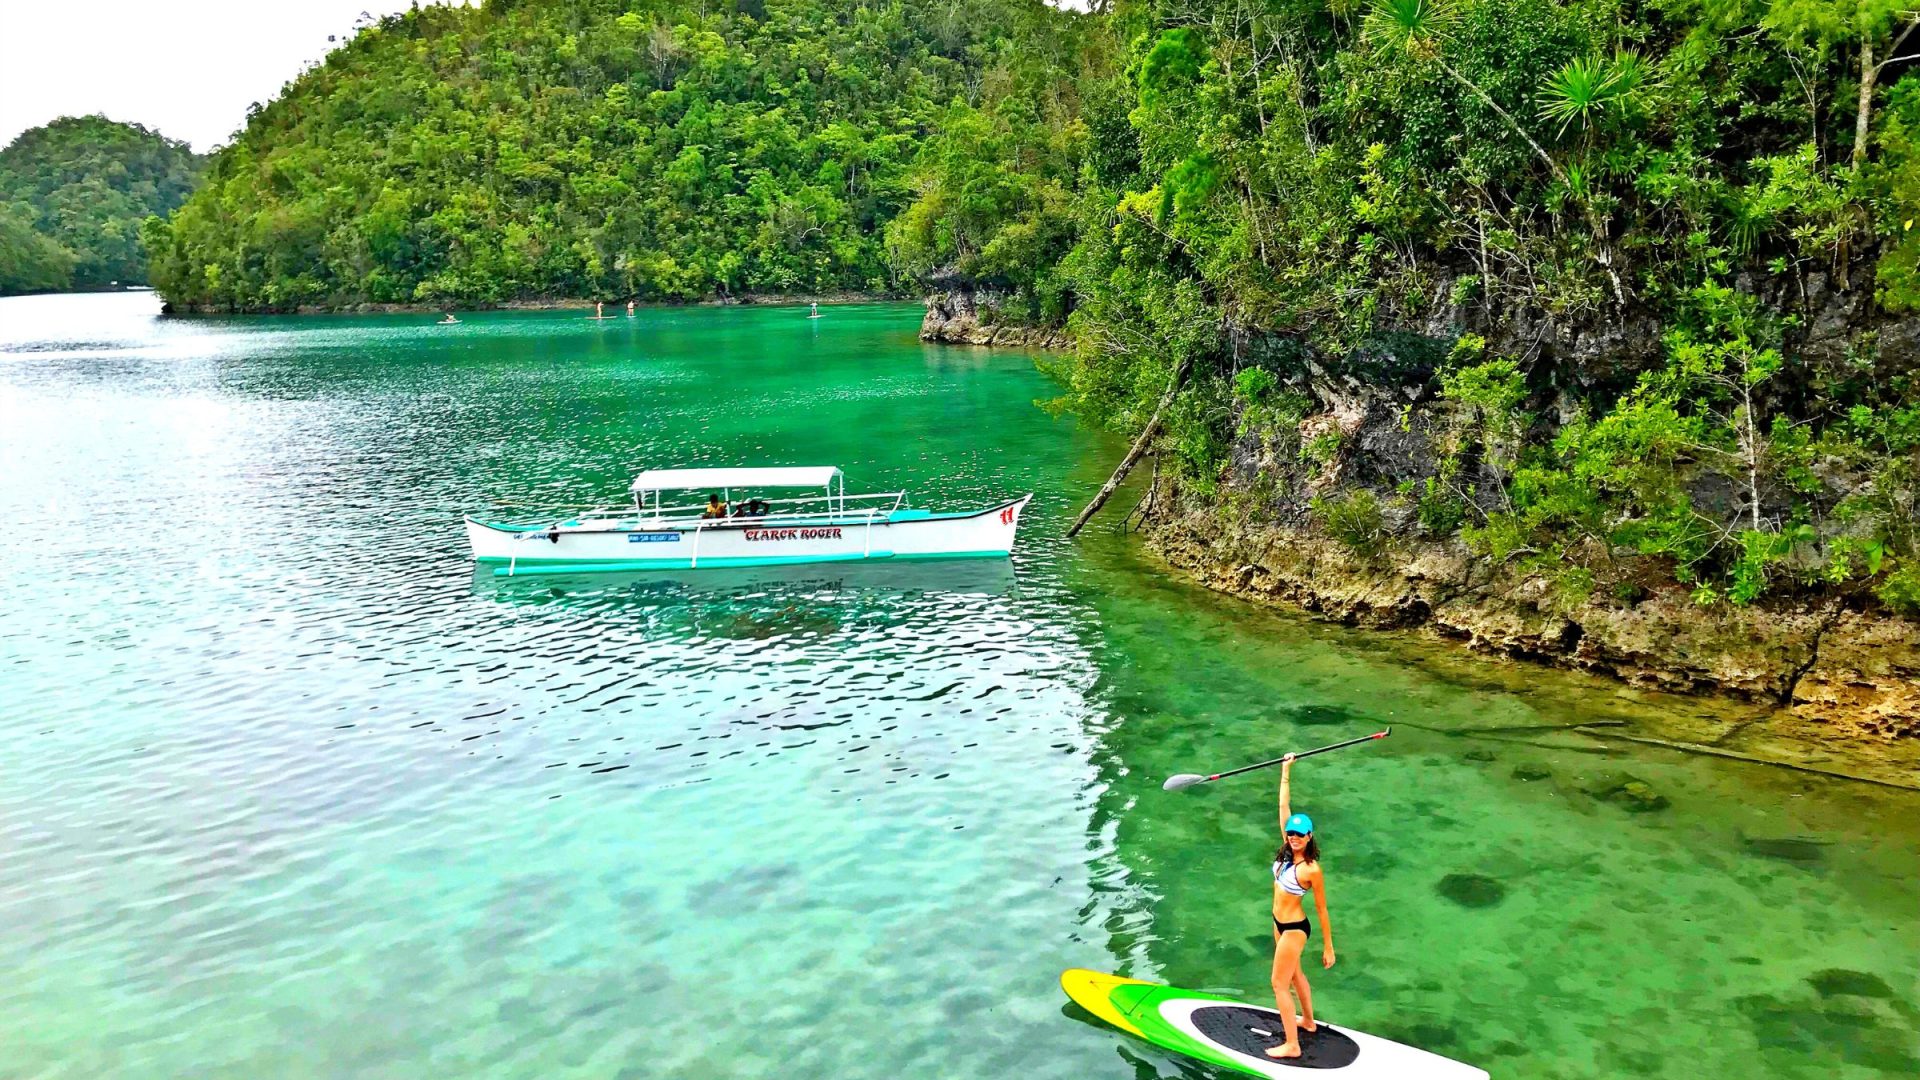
left=1614, top=780, right=1670, bottom=812
left=1581, top=773, right=1670, bottom=812
left=1464, top=748, right=1496, bottom=762
left=1511, top=763, right=1552, bottom=782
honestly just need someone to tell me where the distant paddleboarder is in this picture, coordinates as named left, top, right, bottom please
left=627, top=300, right=636, bottom=318
left=438, top=312, right=460, bottom=324
left=1267, top=753, right=1335, bottom=1060
left=596, top=301, right=604, bottom=319
left=809, top=301, right=819, bottom=318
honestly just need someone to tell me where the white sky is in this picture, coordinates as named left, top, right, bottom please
left=0, top=1, right=472, bottom=153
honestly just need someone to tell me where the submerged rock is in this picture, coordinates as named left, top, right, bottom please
left=1807, top=968, right=1895, bottom=999
left=1402, top=1022, right=1458, bottom=1051
left=1511, top=763, right=1552, bottom=782
left=1283, top=703, right=1364, bottom=727
left=1741, top=833, right=1829, bottom=866
left=1463, top=748, right=1495, bottom=762
left=1581, top=773, right=1671, bottom=812
left=1615, top=780, right=1670, bottom=812
left=1735, top=991, right=1920, bottom=1071
left=1435, top=872, right=1507, bottom=908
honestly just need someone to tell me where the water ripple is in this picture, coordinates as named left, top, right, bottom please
left=3, top=293, right=1915, bottom=1080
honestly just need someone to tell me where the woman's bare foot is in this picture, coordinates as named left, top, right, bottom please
left=1265, top=1042, right=1303, bottom=1059
left=1298, top=1013, right=1317, bottom=1033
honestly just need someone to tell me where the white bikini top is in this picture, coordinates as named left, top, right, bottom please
left=1273, top=858, right=1307, bottom=896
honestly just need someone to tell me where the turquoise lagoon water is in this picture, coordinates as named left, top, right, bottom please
left=0, top=292, right=1914, bottom=1079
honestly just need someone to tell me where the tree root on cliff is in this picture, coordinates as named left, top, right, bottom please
left=1773, top=598, right=1844, bottom=707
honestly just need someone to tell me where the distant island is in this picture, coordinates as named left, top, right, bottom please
left=0, top=115, right=202, bottom=295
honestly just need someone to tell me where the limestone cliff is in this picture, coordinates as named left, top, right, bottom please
left=919, top=286, right=1069, bottom=349
left=1143, top=509, right=1920, bottom=738
left=1119, top=270, right=1920, bottom=738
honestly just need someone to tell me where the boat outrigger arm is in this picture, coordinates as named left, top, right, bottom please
left=465, top=465, right=1031, bottom=576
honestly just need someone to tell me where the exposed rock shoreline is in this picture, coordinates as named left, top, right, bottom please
left=918, top=288, right=1070, bottom=349
left=1142, top=507, right=1920, bottom=739
left=915, top=277, right=1920, bottom=741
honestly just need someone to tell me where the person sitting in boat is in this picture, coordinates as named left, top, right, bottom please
left=703, top=493, right=728, bottom=519
left=1266, top=753, right=1335, bottom=1060
left=748, top=498, right=770, bottom=516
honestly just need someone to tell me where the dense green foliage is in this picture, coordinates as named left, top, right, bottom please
left=145, top=0, right=1071, bottom=309
left=891, top=0, right=1920, bottom=614
left=145, top=0, right=1920, bottom=613
left=0, top=208, right=75, bottom=294
left=0, top=116, right=201, bottom=293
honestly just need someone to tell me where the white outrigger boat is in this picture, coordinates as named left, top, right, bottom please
left=466, top=466, right=1031, bottom=576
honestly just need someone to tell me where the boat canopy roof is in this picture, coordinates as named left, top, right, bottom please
left=629, top=466, right=843, bottom=493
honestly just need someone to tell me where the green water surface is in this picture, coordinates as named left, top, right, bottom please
left=0, top=292, right=1914, bottom=1079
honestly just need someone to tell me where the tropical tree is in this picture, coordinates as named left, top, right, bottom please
left=1363, top=0, right=1565, bottom=181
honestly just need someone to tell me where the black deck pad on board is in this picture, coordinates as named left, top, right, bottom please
left=1189, top=1006, right=1362, bottom=1069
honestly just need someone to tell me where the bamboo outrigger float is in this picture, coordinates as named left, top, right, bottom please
left=465, top=466, right=1031, bottom=576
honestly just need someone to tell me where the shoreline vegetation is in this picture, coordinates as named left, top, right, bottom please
left=155, top=290, right=887, bottom=316
left=0, top=116, right=201, bottom=295
left=114, top=0, right=1920, bottom=736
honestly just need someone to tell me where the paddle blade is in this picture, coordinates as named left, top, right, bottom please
left=1162, top=774, right=1208, bottom=791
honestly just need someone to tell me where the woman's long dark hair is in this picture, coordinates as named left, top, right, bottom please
left=1276, top=832, right=1321, bottom=868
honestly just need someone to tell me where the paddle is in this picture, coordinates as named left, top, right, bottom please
left=1162, top=728, right=1390, bottom=791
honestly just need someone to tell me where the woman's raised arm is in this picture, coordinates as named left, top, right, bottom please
left=1278, top=754, right=1294, bottom=829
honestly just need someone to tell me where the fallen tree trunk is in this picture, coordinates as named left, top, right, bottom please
left=1066, top=356, right=1193, bottom=538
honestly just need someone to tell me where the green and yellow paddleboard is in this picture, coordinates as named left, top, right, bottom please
left=1061, top=969, right=1489, bottom=1079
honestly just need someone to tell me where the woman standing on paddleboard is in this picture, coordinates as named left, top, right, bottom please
left=1267, top=753, right=1334, bottom=1059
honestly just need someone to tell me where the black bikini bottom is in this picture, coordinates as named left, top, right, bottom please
left=1273, top=916, right=1312, bottom=941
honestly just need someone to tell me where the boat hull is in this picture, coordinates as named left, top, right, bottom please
left=467, top=495, right=1031, bottom=575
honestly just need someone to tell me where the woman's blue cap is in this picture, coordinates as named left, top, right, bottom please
left=1285, top=812, right=1314, bottom=834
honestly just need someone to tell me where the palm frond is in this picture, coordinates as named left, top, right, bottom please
left=1364, top=0, right=1454, bottom=53
left=1537, top=55, right=1618, bottom=138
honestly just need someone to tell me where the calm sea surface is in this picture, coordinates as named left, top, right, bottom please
left=1, top=292, right=1914, bottom=1079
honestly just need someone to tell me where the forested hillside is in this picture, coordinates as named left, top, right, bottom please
left=0, top=116, right=201, bottom=293
left=144, top=0, right=1075, bottom=310
left=896, top=0, right=1920, bottom=627
left=144, top=0, right=1919, bottom=631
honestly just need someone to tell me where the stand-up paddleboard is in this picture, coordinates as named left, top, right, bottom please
left=1061, top=970, right=1488, bottom=1079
